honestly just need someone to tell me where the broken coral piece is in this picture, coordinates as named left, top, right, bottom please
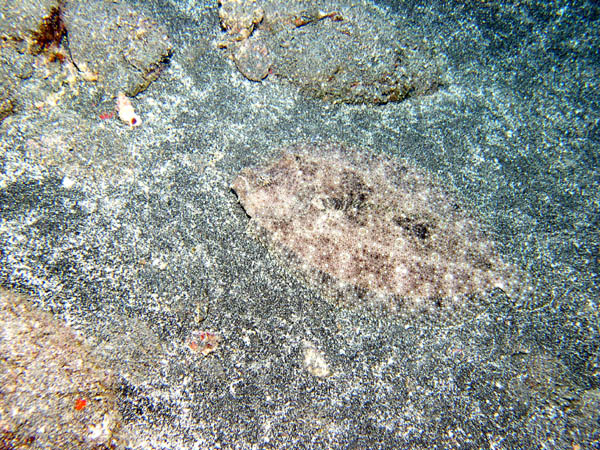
left=303, top=340, right=331, bottom=378
left=116, top=92, right=141, bottom=128
left=188, top=330, right=221, bottom=356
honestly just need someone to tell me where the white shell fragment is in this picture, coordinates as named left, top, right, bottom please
left=116, top=92, right=141, bottom=128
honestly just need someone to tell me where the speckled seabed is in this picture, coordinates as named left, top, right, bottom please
left=0, top=0, right=598, bottom=449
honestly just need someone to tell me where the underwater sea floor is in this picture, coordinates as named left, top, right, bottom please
left=0, top=0, right=599, bottom=448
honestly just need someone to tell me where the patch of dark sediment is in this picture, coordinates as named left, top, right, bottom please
left=232, top=142, right=530, bottom=323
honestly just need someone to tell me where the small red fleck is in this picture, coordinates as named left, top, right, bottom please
left=450, top=347, right=464, bottom=357
left=99, top=112, right=114, bottom=120
left=74, top=397, right=87, bottom=410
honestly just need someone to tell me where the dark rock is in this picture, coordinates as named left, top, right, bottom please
left=63, top=0, right=173, bottom=96
left=218, top=0, right=443, bottom=104
left=0, top=289, right=121, bottom=449
left=0, top=0, right=61, bottom=46
left=0, top=0, right=172, bottom=123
